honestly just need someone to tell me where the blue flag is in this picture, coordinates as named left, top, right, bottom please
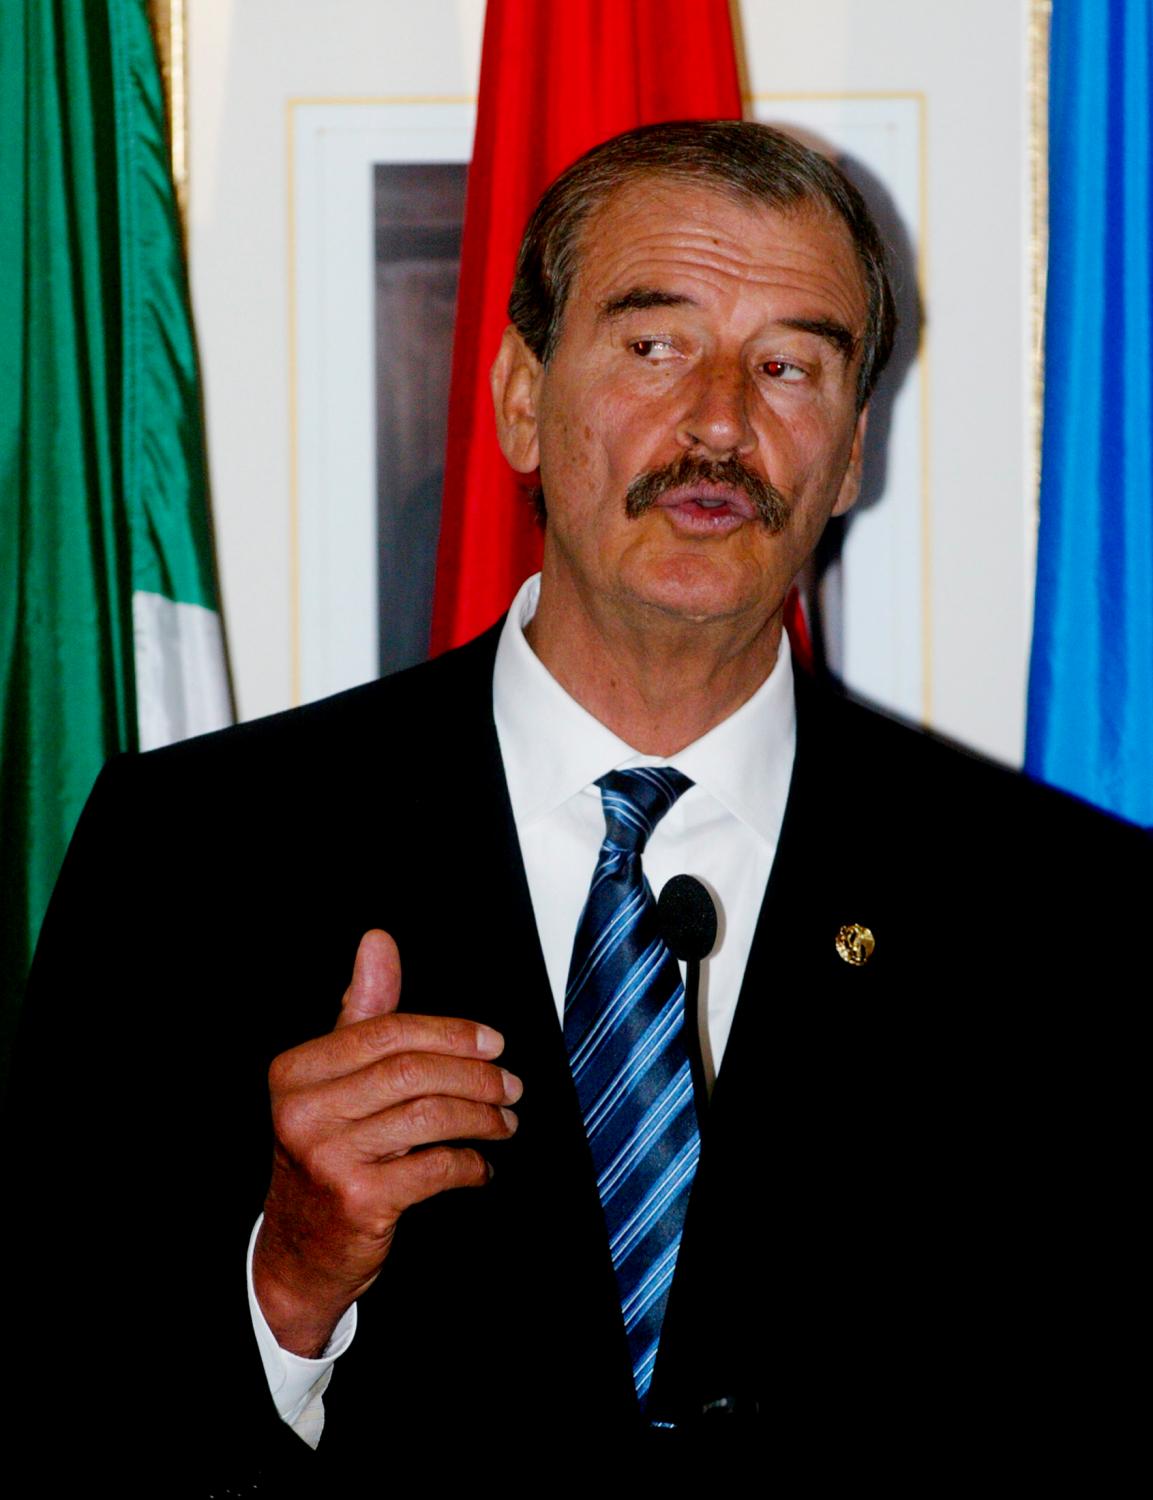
left=1026, top=0, right=1153, bottom=826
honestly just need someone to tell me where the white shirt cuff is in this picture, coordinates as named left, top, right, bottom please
left=246, top=1214, right=357, bottom=1449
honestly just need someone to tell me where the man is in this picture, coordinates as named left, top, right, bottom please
left=7, top=122, right=1146, bottom=1487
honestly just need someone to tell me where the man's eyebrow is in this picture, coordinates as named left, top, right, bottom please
left=599, top=287, right=696, bottom=320
left=779, top=317, right=858, bottom=363
left=596, top=294, right=858, bottom=361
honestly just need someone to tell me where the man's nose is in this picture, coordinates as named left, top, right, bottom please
left=676, top=362, right=757, bottom=459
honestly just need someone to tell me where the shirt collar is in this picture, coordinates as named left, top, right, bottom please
left=493, top=574, right=796, bottom=846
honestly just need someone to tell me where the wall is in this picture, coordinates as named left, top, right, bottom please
left=188, top=0, right=484, bottom=720
left=188, top=0, right=1037, bottom=764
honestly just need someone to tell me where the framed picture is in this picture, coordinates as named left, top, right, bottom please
left=289, top=101, right=476, bottom=702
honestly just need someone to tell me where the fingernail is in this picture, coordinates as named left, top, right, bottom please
left=500, top=1107, right=519, bottom=1132
left=476, top=1026, right=503, bottom=1057
left=486, top=1159, right=495, bottom=1181
left=500, top=1069, right=523, bottom=1103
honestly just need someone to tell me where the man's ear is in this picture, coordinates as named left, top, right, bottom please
left=491, top=325, right=542, bottom=474
left=831, top=405, right=869, bottom=517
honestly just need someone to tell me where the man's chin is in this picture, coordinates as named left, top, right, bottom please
left=616, top=553, right=786, bottom=629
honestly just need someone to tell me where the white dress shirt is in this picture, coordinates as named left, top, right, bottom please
left=252, top=572, right=797, bottom=1442
left=495, top=574, right=796, bottom=1073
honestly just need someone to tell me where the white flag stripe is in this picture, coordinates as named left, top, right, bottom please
left=133, top=590, right=231, bottom=751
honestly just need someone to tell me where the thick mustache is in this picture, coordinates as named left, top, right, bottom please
left=624, top=453, right=790, bottom=531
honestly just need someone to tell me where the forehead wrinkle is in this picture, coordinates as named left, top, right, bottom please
left=582, top=231, right=863, bottom=321
left=564, top=185, right=868, bottom=354
left=588, top=229, right=815, bottom=293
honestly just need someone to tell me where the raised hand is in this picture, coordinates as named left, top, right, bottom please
left=253, top=929, right=521, bottom=1356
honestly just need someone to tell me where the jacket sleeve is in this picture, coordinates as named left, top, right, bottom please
left=3, top=753, right=320, bottom=1491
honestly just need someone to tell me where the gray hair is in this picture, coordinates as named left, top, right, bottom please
left=508, top=119, right=896, bottom=411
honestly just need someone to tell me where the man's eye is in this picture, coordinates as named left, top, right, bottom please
left=762, top=359, right=803, bottom=381
left=630, top=338, right=674, bottom=358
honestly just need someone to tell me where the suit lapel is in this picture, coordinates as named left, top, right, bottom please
left=375, top=628, right=638, bottom=1418
left=652, top=670, right=882, bottom=1419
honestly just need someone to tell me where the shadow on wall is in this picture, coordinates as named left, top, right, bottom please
left=768, top=123, right=923, bottom=680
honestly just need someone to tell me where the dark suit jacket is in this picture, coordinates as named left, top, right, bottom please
left=5, top=624, right=1147, bottom=1488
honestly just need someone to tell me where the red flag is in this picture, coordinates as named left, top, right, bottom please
left=431, top=0, right=743, bottom=654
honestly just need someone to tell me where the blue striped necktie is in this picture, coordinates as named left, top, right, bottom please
left=564, top=766, right=699, bottom=1406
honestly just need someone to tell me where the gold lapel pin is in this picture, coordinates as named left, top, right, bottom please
left=835, top=922, right=875, bottom=966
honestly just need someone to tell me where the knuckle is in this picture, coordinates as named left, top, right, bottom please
left=271, top=1093, right=310, bottom=1145
left=460, top=1147, right=490, bottom=1185
left=335, top=1172, right=396, bottom=1239
left=386, top=1051, right=425, bottom=1097
left=440, top=1017, right=473, bottom=1052
left=267, top=1051, right=295, bottom=1094
left=422, top=1145, right=466, bottom=1189
left=399, top=1145, right=490, bottom=1203
left=363, top=1012, right=403, bottom=1054
left=399, top=1094, right=437, bottom=1139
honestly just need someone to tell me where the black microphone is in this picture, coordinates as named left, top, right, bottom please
left=657, top=873, right=718, bottom=963
left=657, top=875, right=717, bottom=1130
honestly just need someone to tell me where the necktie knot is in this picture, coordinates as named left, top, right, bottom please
left=595, top=767, right=694, bottom=855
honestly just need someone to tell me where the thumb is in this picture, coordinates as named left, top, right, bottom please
left=336, top=929, right=401, bottom=1029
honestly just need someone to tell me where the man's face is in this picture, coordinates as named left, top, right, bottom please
left=496, top=179, right=870, bottom=636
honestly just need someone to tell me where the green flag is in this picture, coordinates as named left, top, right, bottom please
left=0, top=1, right=230, bottom=1086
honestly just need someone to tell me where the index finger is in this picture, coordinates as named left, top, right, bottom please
left=273, top=1010, right=506, bottom=1090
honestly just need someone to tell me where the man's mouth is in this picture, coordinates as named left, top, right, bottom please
left=656, top=485, right=759, bottom=521
left=625, top=453, right=790, bottom=532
